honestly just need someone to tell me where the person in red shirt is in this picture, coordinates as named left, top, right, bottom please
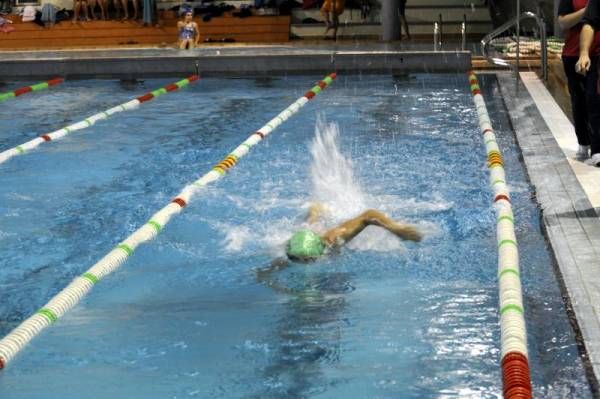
left=574, top=0, right=600, bottom=166
left=559, top=0, right=598, bottom=160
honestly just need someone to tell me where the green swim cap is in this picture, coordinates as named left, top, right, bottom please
left=286, top=229, right=326, bottom=260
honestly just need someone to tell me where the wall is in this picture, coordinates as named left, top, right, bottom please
left=488, top=0, right=556, bottom=35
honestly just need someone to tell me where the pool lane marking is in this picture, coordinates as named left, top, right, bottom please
left=468, top=72, right=533, bottom=399
left=0, top=76, right=200, bottom=167
left=0, top=72, right=337, bottom=370
left=0, top=78, right=64, bottom=103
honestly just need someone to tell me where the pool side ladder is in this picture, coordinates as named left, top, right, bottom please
left=0, top=73, right=337, bottom=370
left=468, top=71, right=533, bottom=399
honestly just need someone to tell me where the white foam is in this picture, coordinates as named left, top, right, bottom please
left=221, top=224, right=252, bottom=253
left=309, top=115, right=368, bottom=221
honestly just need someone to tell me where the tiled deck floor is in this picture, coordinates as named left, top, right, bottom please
left=498, top=71, right=600, bottom=391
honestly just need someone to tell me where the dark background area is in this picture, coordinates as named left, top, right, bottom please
left=488, top=0, right=557, bottom=34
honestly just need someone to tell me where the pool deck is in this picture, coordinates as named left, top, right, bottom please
left=497, top=71, right=600, bottom=393
left=0, top=44, right=471, bottom=79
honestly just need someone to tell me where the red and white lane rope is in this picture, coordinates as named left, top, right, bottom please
left=0, top=76, right=199, bottom=166
left=0, top=78, right=64, bottom=103
left=468, top=72, right=533, bottom=399
left=0, top=73, right=337, bottom=370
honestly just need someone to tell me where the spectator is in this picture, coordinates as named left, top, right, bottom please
left=321, top=0, right=344, bottom=40
left=72, top=0, right=89, bottom=21
left=88, top=0, right=107, bottom=20
left=558, top=0, right=595, bottom=160
left=118, top=0, right=138, bottom=20
left=576, top=0, right=600, bottom=166
left=0, top=15, right=14, bottom=32
left=178, top=10, right=198, bottom=49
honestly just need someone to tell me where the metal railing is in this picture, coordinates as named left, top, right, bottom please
left=461, top=14, right=467, bottom=51
left=481, top=11, right=548, bottom=81
left=432, top=8, right=469, bottom=52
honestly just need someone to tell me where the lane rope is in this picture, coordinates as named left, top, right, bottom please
left=0, top=76, right=199, bottom=166
left=468, top=72, right=533, bottom=399
left=0, top=78, right=64, bottom=103
left=0, top=72, right=337, bottom=370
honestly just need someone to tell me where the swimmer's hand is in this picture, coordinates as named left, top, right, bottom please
left=396, top=225, right=423, bottom=242
left=255, top=257, right=289, bottom=282
left=255, top=258, right=296, bottom=294
left=307, top=202, right=327, bottom=224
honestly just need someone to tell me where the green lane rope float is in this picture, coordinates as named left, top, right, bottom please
left=468, top=72, right=533, bottom=399
left=0, top=76, right=199, bottom=166
left=0, top=73, right=337, bottom=370
left=0, top=78, right=64, bottom=103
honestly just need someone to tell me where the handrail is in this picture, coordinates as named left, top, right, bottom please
left=461, top=14, right=467, bottom=51
left=481, top=11, right=548, bottom=81
left=438, top=13, right=443, bottom=48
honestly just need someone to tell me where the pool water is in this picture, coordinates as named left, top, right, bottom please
left=0, top=74, right=592, bottom=398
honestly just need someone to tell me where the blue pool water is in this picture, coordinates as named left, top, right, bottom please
left=0, top=74, right=592, bottom=398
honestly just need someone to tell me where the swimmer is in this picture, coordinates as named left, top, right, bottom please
left=256, top=204, right=422, bottom=290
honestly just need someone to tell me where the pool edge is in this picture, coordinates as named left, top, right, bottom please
left=496, top=71, right=600, bottom=396
left=0, top=49, right=471, bottom=80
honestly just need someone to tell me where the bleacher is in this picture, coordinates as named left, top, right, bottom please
left=0, top=9, right=290, bottom=50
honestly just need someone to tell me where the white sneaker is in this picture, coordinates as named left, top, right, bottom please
left=575, top=145, right=590, bottom=161
left=584, top=153, right=600, bottom=167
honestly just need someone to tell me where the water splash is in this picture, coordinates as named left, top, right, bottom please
left=308, top=116, right=408, bottom=252
left=216, top=116, right=443, bottom=255
left=309, top=115, right=368, bottom=221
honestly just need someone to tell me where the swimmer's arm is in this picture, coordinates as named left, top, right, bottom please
left=255, top=258, right=296, bottom=294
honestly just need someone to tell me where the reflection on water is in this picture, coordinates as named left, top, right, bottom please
left=256, top=271, right=353, bottom=398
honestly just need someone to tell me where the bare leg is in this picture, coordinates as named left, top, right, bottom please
left=73, top=0, right=80, bottom=22
left=332, top=12, right=339, bottom=41
left=82, top=1, right=89, bottom=20
left=114, top=0, right=123, bottom=20
left=99, top=0, right=107, bottom=20
left=179, top=39, right=192, bottom=49
left=322, top=9, right=332, bottom=34
left=120, top=0, right=128, bottom=20
left=88, top=0, right=96, bottom=20
left=400, top=15, right=410, bottom=39
left=131, top=0, right=138, bottom=20
left=322, top=209, right=422, bottom=246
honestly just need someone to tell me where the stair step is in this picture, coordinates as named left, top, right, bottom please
left=291, top=21, right=493, bottom=38
left=158, top=0, right=255, bottom=10
left=292, top=7, right=490, bottom=24
left=405, top=0, right=486, bottom=6
left=407, top=7, right=490, bottom=23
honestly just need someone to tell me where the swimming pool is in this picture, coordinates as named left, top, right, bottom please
left=0, top=74, right=592, bottom=397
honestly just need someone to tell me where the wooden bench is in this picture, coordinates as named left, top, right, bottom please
left=0, top=13, right=290, bottom=49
